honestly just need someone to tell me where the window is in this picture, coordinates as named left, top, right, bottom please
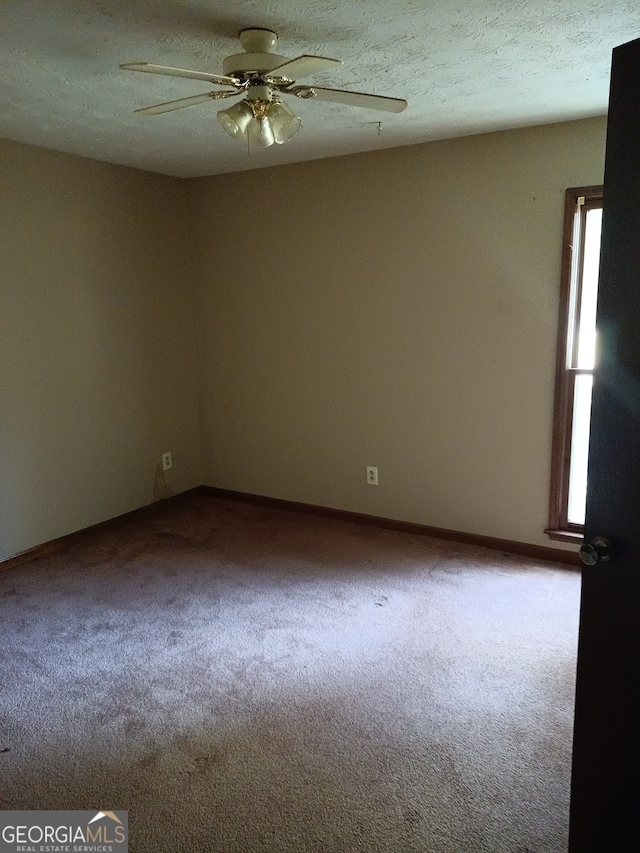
left=547, top=186, right=603, bottom=542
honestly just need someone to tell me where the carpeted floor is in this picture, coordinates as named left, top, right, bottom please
left=0, top=494, right=580, bottom=852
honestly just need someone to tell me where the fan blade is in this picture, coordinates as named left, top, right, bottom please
left=120, top=62, right=240, bottom=87
left=266, top=55, right=342, bottom=79
left=135, top=91, right=238, bottom=115
left=299, top=85, right=407, bottom=113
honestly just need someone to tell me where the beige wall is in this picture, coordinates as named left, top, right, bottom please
left=0, top=140, right=201, bottom=560
left=0, top=119, right=607, bottom=560
left=192, top=117, right=607, bottom=550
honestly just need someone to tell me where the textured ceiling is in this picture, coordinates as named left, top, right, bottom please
left=1, top=0, right=638, bottom=178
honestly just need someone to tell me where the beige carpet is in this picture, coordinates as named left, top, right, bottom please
left=0, top=494, right=580, bottom=852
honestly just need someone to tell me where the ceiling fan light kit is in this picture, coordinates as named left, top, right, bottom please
left=217, top=86, right=302, bottom=147
left=121, top=27, right=407, bottom=149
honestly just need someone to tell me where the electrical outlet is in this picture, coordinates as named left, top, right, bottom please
left=366, top=466, right=378, bottom=486
left=162, top=452, right=172, bottom=471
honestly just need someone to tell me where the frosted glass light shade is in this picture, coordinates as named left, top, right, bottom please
left=268, top=102, right=302, bottom=144
left=248, top=115, right=275, bottom=148
left=217, top=101, right=253, bottom=140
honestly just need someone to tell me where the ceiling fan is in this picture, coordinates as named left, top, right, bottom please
left=121, top=27, right=408, bottom=148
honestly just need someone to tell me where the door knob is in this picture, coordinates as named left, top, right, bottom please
left=579, top=536, right=613, bottom=566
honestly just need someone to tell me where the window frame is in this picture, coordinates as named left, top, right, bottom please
left=546, top=185, right=603, bottom=543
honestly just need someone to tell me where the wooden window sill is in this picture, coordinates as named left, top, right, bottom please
left=545, top=528, right=584, bottom=544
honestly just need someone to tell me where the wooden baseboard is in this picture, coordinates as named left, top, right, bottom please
left=203, top=486, right=580, bottom=568
left=1, top=484, right=579, bottom=572
left=0, top=487, right=208, bottom=572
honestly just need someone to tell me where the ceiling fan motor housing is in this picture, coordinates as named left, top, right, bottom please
left=223, top=51, right=291, bottom=78
left=223, top=28, right=290, bottom=79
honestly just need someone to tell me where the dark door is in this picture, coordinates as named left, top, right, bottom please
left=568, top=37, right=640, bottom=851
